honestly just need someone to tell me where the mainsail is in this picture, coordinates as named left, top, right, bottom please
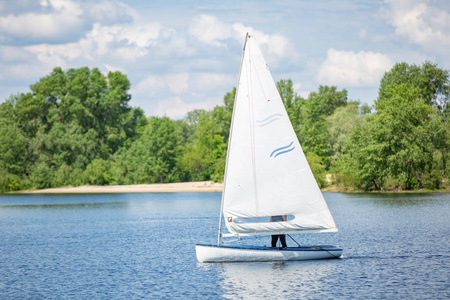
left=220, top=34, right=337, bottom=238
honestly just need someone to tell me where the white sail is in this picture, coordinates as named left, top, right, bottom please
left=222, top=34, right=337, bottom=236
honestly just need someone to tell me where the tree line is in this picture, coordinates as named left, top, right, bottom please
left=0, top=62, right=448, bottom=192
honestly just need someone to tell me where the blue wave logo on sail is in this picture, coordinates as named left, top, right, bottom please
left=256, top=114, right=282, bottom=127
left=270, top=141, right=295, bottom=158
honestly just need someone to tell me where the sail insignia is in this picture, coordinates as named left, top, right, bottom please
left=256, top=114, right=282, bottom=127
left=270, top=142, right=295, bottom=158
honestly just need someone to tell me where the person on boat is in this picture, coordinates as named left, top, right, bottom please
left=270, top=215, right=287, bottom=248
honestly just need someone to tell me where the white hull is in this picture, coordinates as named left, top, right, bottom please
left=196, top=244, right=343, bottom=263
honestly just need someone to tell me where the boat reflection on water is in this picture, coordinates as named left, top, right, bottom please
left=212, top=260, right=337, bottom=298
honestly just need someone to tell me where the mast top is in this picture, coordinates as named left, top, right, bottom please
left=243, top=33, right=250, bottom=51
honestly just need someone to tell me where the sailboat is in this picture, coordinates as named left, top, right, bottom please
left=195, top=34, right=343, bottom=263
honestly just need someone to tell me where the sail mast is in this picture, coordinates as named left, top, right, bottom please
left=217, top=33, right=249, bottom=246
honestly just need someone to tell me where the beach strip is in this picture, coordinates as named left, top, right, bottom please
left=20, top=181, right=223, bottom=194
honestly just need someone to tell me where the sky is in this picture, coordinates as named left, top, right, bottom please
left=0, top=0, right=449, bottom=118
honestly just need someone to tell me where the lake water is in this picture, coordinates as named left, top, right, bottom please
left=0, top=192, right=449, bottom=299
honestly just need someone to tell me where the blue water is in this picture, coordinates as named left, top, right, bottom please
left=0, top=192, right=449, bottom=299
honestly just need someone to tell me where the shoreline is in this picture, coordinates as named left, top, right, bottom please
left=12, top=181, right=448, bottom=195
left=18, top=181, right=223, bottom=194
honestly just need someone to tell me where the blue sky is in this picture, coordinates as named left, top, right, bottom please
left=0, top=0, right=449, bottom=118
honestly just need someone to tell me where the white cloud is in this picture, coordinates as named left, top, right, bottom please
left=25, top=22, right=161, bottom=65
left=24, top=39, right=93, bottom=68
left=134, top=73, right=189, bottom=96
left=383, top=0, right=450, bottom=50
left=83, top=22, right=160, bottom=58
left=0, top=0, right=83, bottom=41
left=133, top=75, right=166, bottom=97
left=114, top=46, right=146, bottom=61
left=317, top=49, right=393, bottom=87
left=0, top=0, right=139, bottom=45
left=165, top=73, right=189, bottom=94
left=104, top=64, right=123, bottom=73
left=156, top=96, right=218, bottom=119
left=189, top=14, right=292, bottom=59
left=86, top=23, right=121, bottom=56
left=0, top=45, right=33, bottom=62
left=118, top=23, right=160, bottom=48
left=189, top=15, right=232, bottom=47
left=190, top=73, right=235, bottom=92
left=135, top=72, right=234, bottom=97
left=9, top=2, right=445, bottom=117
left=231, top=23, right=289, bottom=57
left=40, top=0, right=49, bottom=8
left=84, top=1, right=135, bottom=25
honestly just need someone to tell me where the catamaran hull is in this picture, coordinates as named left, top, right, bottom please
left=196, top=244, right=343, bottom=263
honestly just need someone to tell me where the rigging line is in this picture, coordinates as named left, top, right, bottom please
left=317, top=247, right=342, bottom=259
left=247, top=38, right=260, bottom=223
left=286, top=235, right=341, bottom=258
left=286, top=234, right=301, bottom=247
left=250, top=51, right=275, bottom=108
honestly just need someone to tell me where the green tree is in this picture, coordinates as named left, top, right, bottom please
left=178, top=111, right=226, bottom=181
left=326, top=102, right=360, bottom=165
left=305, top=152, right=326, bottom=188
left=84, top=159, right=114, bottom=185
left=0, top=121, right=27, bottom=175
left=338, top=62, right=449, bottom=190
left=277, top=79, right=295, bottom=112
left=299, top=86, right=348, bottom=164
left=379, top=61, right=449, bottom=113
left=0, top=67, right=143, bottom=191
left=212, top=87, right=235, bottom=144
left=277, top=79, right=305, bottom=136
left=338, top=114, right=388, bottom=190
left=117, top=116, right=180, bottom=184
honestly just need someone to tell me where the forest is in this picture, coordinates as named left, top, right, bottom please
left=0, top=62, right=449, bottom=192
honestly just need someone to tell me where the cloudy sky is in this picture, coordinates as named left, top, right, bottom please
left=0, top=0, right=449, bottom=118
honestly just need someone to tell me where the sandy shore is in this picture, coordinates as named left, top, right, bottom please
left=17, top=181, right=446, bottom=194
left=20, top=181, right=223, bottom=194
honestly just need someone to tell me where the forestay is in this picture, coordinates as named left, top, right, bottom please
left=221, top=35, right=337, bottom=237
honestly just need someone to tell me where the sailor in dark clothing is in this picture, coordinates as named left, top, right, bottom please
left=270, top=215, right=287, bottom=248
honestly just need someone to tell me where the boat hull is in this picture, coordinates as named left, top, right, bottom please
left=196, top=244, right=343, bottom=263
